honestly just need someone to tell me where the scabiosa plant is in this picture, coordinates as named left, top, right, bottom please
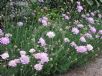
left=0, top=37, right=10, bottom=45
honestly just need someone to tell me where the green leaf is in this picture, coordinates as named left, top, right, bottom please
left=86, top=0, right=94, bottom=6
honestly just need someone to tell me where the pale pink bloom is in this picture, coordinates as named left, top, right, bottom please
left=8, top=60, right=17, bottom=67
left=76, top=46, right=87, bottom=53
left=46, top=31, right=55, bottom=38
left=20, top=55, right=30, bottom=64
left=70, top=41, right=77, bottom=48
left=80, top=36, right=86, bottom=42
left=72, top=27, right=79, bottom=34
left=90, top=27, right=96, bottom=33
left=77, top=24, right=84, bottom=28
left=64, top=15, right=70, bottom=20
left=86, top=44, right=93, bottom=51
left=14, top=59, right=20, bottom=64
left=20, top=51, right=26, bottom=55
left=86, top=17, right=94, bottom=24
left=41, top=19, right=48, bottom=26
left=0, top=52, right=9, bottom=59
left=29, top=48, right=36, bottom=53
left=42, top=17, right=48, bottom=21
left=77, top=1, right=81, bottom=5
left=0, top=37, right=10, bottom=45
left=98, top=14, right=102, bottom=18
left=84, top=33, right=93, bottom=39
left=77, top=5, right=83, bottom=12
left=38, top=37, right=46, bottom=47
left=34, top=63, right=43, bottom=71
left=90, top=12, right=95, bottom=16
left=34, top=52, right=49, bottom=64
left=98, top=30, right=102, bottom=35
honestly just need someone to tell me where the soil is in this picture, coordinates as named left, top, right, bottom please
left=58, top=55, right=102, bottom=76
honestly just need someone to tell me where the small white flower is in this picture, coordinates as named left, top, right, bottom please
left=17, top=22, right=24, bottom=27
left=20, top=51, right=26, bottom=55
left=77, top=24, right=84, bottom=28
left=29, top=48, right=36, bottom=53
left=80, top=36, right=86, bottom=42
left=0, top=52, right=9, bottom=59
left=64, top=38, right=70, bottom=43
left=5, top=33, right=12, bottom=37
left=46, top=31, right=55, bottom=38
left=86, top=44, right=93, bottom=51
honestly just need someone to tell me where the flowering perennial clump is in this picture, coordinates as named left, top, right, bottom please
left=0, top=1, right=102, bottom=76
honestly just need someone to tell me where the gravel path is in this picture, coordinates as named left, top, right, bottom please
left=58, top=55, right=102, bottom=76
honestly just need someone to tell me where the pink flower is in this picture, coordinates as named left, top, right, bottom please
left=38, top=37, right=46, bottom=47
left=76, top=46, right=87, bottom=53
left=98, top=30, right=102, bottom=35
left=72, top=27, right=79, bottom=34
left=70, top=41, right=77, bottom=48
left=0, top=37, right=10, bottom=45
left=41, top=19, right=48, bottom=26
left=0, top=52, right=9, bottom=60
left=86, top=17, right=94, bottom=24
left=77, top=5, right=83, bottom=12
left=8, top=60, right=17, bottom=67
left=20, top=55, right=30, bottom=64
left=46, top=31, right=55, bottom=38
left=84, top=33, right=93, bottom=39
left=34, top=52, right=49, bottom=64
left=34, top=63, right=43, bottom=71
left=90, top=27, right=96, bottom=33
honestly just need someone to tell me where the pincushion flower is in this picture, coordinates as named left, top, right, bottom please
left=8, top=60, right=17, bottom=67
left=84, top=33, right=93, bottom=39
left=86, top=17, right=94, bottom=24
left=0, top=37, right=10, bottom=45
left=70, top=41, right=77, bottom=48
left=20, top=51, right=26, bottom=55
left=34, top=63, right=43, bottom=71
left=77, top=24, right=84, bottom=28
left=76, top=46, right=87, bottom=53
left=80, top=36, right=86, bottom=42
left=71, top=27, right=79, bottom=34
left=39, top=16, right=48, bottom=26
left=90, top=27, right=96, bottom=33
left=0, top=52, right=9, bottom=60
left=98, top=30, right=102, bottom=35
left=86, top=44, right=93, bottom=51
left=20, top=55, right=30, bottom=64
left=77, top=5, right=83, bottom=12
left=38, top=37, right=46, bottom=47
left=46, top=31, right=55, bottom=38
left=34, top=52, right=49, bottom=64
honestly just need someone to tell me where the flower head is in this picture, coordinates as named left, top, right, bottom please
left=0, top=37, right=10, bottom=45
left=20, top=55, right=30, bottom=64
left=38, top=37, right=46, bottom=47
left=46, top=31, right=55, bottom=38
left=76, top=46, right=87, bottom=53
left=0, top=52, right=9, bottom=60
left=34, top=63, right=43, bottom=71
